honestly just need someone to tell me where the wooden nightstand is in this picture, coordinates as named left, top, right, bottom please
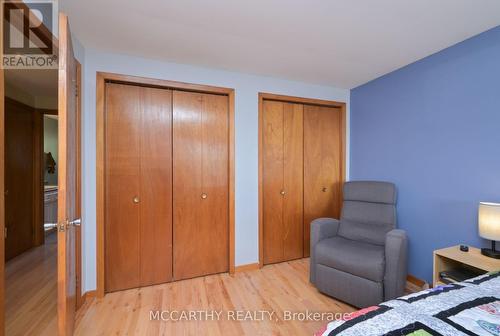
left=433, top=245, right=500, bottom=287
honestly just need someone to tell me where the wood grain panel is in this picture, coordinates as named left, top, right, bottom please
left=4, top=99, right=35, bottom=261
left=303, top=105, right=342, bottom=256
left=57, top=13, right=78, bottom=336
left=262, top=100, right=284, bottom=264
left=96, top=74, right=105, bottom=298
left=282, top=103, right=303, bottom=261
left=228, top=91, right=235, bottom=275
left=105, top=83, right=141, bottom=292
left=173, top=91, right=229, bottom=280
left=0, top=32, right=4, bottom=332
left=173, top=91, right=202, bottom=280
left=200, top=93, right=229, bottom=276
left=139, top=87, right=173, bottom=286
left=75, top=61, right=83, bottom=310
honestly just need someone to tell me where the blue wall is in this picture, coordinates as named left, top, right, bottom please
left=350, top=26, right=500, bottom=283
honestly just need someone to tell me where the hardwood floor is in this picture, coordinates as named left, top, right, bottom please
left=5, top=233, right=57, bottom=336
left=4, top=244, right=356, bottom=336
left=75, top=259, right=355, bottom=335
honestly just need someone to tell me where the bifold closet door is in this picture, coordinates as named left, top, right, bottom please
left=173, top=91, right=229, bottom=280
left=105, top=83, right=173, bottom=292
left=303, top=105, right=343, bottom=257
left=262, top=100, right=303, bottom=265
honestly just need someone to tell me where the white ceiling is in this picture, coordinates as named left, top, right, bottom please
left=61, top=0, right=500, bottom=88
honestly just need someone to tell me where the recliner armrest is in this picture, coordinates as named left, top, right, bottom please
left=383, top=229, right=408, bottom=300
left=311, top=218, right=339, bottom=248
left=310, top=218, right=339, bottom=284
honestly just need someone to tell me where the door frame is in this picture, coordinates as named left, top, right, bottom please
left=0, top=51, right=4, bottom=336
left=258, top=92, right=347, bottom=267
left=96, top=72, right=236, bottom=298
left=74, top=61, right=83, bottom=309
left=36, top=106, right=58, bottom=248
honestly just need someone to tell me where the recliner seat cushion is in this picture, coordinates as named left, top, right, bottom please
left=315, top=236, right=385, bottom=282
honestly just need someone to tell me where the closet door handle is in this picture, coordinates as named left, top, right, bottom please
left=322, top=187, right=327, bottom=192
left=280, top=190, right=286, bottom=196
left=133, top=196, right=140, bottom=204
left=201, top=193, right=208, bottom=199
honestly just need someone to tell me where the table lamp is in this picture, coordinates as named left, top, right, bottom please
left=479, top=202, right=500, bottom=259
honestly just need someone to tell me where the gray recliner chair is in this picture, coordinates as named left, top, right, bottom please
left=310, top=181, right=407, bottom=308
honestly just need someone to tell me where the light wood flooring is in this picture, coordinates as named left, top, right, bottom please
left=5, top=233, right=58, bottom=336
left=6, top=245, right=355, bottom=336
left=75, top=259, right=355, bottom=336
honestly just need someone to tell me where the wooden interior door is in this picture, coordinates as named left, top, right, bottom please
left=58, top=13, right=79, bottom=336
left=303, top=105, right=343, bottom=257
left=105, top=83, right=172, bottom=292
left=173, top=90, right=229, bottom=280
left=4, top=99, right=35, bottom=261
left=262, top=101, right=303, bottom=264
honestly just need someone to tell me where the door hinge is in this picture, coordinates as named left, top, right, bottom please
left=4, top=227, right=7, bottom=239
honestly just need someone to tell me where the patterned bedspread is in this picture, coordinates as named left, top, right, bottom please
left=316, top=271, right=500, bottom=336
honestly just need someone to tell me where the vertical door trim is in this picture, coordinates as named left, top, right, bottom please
left=33, top=106, right=44, bottom=248
left=75, top=61, right=83, bottom=309
left=0, top=40, right=4, bottom=336
left=228, top=92, right=236, bottom=275
left=34, top=105, right=58, bottom=250
left=96, top=72, right=235, bottom=298
left=258, top=92, right=346, bottom=267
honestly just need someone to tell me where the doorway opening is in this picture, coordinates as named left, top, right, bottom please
left=4, top=68, right=59, bottom=335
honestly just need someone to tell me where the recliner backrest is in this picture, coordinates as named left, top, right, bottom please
left=338, top=181, right=397, bottom=246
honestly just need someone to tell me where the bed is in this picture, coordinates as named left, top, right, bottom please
left=316, top=271, right=500, bottom=336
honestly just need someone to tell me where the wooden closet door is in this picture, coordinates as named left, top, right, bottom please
left=105, top=83, right=172, bottom=292
left=262, top=101, right=303, bottom=264
left=173, top=91, right=229, bottom=280
left=262, top=100, right=284, bottom=264
left=105, top=83, right=141, bottom=292
left=303, top=105, right=342, bottom=257
left=283, top=103, right=304, bottom=261
left=139, top=87, right=173, bottom=286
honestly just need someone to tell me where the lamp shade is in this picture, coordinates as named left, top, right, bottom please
left=478, top=202, right=500, bottom=241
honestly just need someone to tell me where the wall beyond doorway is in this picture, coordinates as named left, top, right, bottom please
left=43, top=116, right=58, bottom=186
